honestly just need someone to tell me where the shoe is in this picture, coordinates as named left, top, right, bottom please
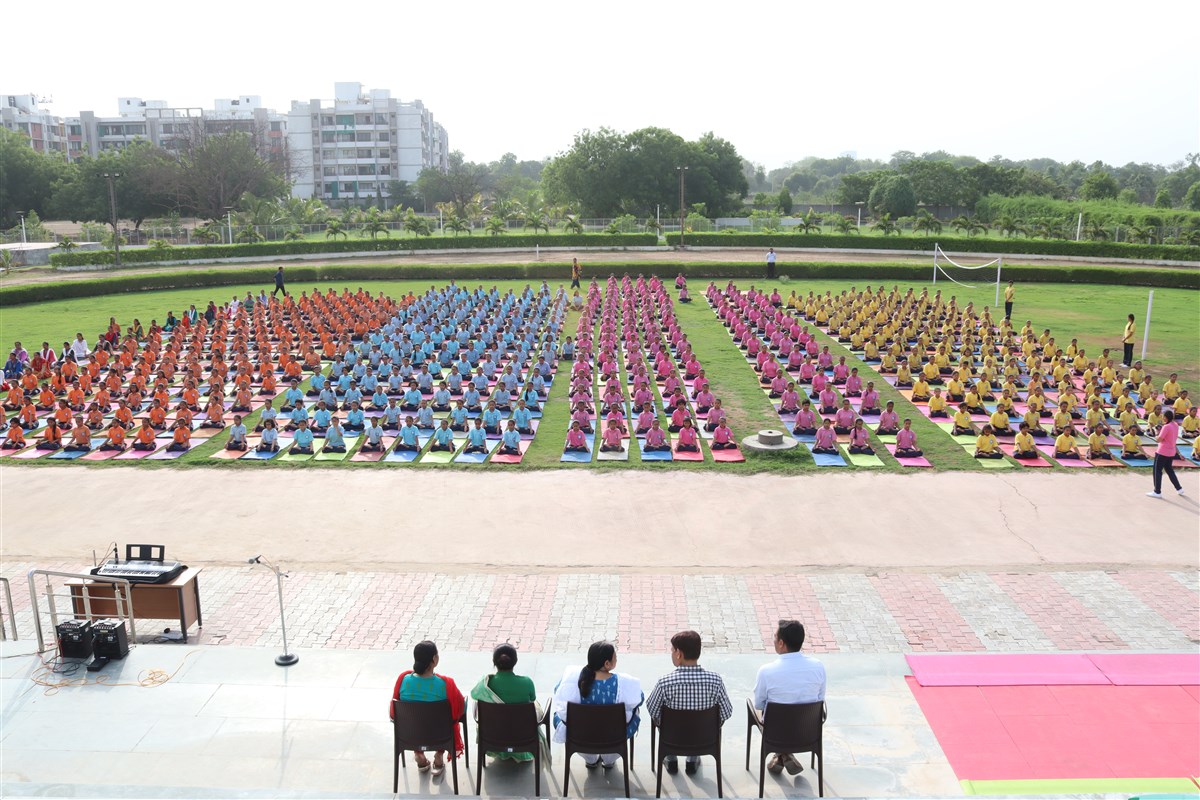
left=783, top=753, right=804, bottom=775
left=685, top=759, right=699, bottom=776
left=601, top=759, right=616, bottom=770
left=767, top=754, right=785, bottom=774
left=1178, top=488, right=1186, bottom=495
left=1146, top=491, right=1162, bottom=499
left=584, top=757, right=600, bottom=770
left=666, top=758, right=679, bottom=775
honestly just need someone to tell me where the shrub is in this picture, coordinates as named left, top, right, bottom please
left=49, top=233, right=659, bottom=267
left=662, top=232, right=1200, bottom=261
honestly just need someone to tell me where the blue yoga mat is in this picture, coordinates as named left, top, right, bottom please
left=805, top=444, right=846, bottom=466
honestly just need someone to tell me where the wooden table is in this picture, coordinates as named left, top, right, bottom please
left=67, top=567, right=203, bottom=642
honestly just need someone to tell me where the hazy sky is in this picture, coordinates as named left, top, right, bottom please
left=8, top=0, right=1199, bottom=169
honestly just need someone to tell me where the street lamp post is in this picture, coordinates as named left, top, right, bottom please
left=676, top=165, right=689, bottom=249
left=224, top=207, right=234, bottom=245
left=855, top=201, right=865, bottom=232
left=16, top=212, right=26, bottom=245
left=102, top=173, right=122, bottom=266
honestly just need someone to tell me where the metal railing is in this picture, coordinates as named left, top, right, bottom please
left=26, top=569, right=136, bottom=653
left=0, top=578, right=15, bottom=641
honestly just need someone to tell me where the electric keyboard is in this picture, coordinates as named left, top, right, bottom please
left=92, top=560, right=186, bottom=584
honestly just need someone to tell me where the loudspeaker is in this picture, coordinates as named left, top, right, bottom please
left=92, top=619, right=130, bottom=660
left=56, top=620, right=94, bottom=659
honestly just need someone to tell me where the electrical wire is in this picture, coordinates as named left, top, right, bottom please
left=30, top=642, right=199, bottom=695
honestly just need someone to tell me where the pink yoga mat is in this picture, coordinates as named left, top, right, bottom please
left=490, top=440, right=530, bottom=464
left=1036, top=444, right=1092, bottom=468
left=999, top=443, right=1051, bottom=467
left=1087, top=654, right=1200, bottom=686
left=907, top=654, right=1109, bottom=686
left=10, top=446, right=52, bottom=460
left=81, top=447, right=123, bottom=461
left=113, top=445, right=158, bottom=460
left=885, top=444, right=932, bottom=468
left=710, top=445, right=745, bottom=463
left=349, top=436, right=394, bottom=462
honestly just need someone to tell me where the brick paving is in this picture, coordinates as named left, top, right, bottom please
left=8, top=561, right=1196, bottom=654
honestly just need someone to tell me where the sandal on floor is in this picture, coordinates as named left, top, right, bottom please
left=431, top=759, right=445, bottom=777
left=414, top=755, right=431, bottom=773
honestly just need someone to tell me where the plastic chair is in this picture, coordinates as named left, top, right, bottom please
left=392, top=698, right=469, bottom=795
left=562, top=701, right=635, bottom=798
left=745, top=699, right=826, bottom=797
left=650, top=706, right=724, bottom=798
left=473, top=699, right=549, bottom=796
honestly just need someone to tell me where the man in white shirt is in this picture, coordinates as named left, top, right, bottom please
left=752, top=619, right=826, bottom=775
left=766, top=247, right=777, bottom=279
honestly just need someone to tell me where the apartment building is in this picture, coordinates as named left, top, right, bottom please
left=1, top=94, right=68, bottom=157
left=287, top=82, right=449, bottom=201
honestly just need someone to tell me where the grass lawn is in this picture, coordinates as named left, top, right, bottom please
left=3, top=277, right=1195, bottom=474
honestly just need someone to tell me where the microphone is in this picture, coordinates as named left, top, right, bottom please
left=247, top=555, right=261, bottom=564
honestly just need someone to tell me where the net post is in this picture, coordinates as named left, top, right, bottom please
left=995, top=257, right=1002, bottom=307
left=932, top=243, right=938, bottom=284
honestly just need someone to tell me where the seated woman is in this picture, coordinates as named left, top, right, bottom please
left=847, top=419, right=874, bottom=455
left=1087, top=425, right=1113, bottom=459
left=322, top=419, right=347, bottom=453
left=974, top=425, right=1002, bottom=459
left=843, top=368, right=863, bottom=398
left=812, top=418, right=838, bottom=454
left=643, top=419, right=670, bottom=452
left=859, top=381, right=880, bottom=414
left=64, top=416, right=92, bottom=452
left=832, top=400, right=857, bottom=435
left=817, top=386, right=838, bottom=415
left=564, top=420, right=589, bottom=453
left=257, top=418, right=280, bottom=452
left=470, top=643, right=542, bottom=763
left=876, top=401, right=900, bottom=435
left=674, top=418, right=699, bottom=452
left=396, top=417, right=421, bottom=451
left=711, top=420, right=737, bottom=450
left=166, top=419, right=191, bottom=452
left=464, top=419, right=489, bottom=454
left=951, top=404, right=974, bottom=437
left=894, top=419, right=923, bottom=458
left=1053, top=427, right=1081, bottom=459
left=551, top=641, right=643, bottom=770
left=225, top=415, right=249, bottom=451
left=390, top=641, right=465, bottom=776
left=599, top=418, right=625, bottom=453
left=498, top=420, right=522, bottom=456
left=290, top=419, right=315, bottom=454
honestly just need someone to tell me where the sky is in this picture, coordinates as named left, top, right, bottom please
left=7, top=0, right=1200, bottom=170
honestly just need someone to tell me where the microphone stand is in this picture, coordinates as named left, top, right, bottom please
left=248, top=555, right=298, bottom=666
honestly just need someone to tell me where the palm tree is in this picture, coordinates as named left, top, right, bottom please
left=832, top=216, right=857, bottom=235
left=524, top=209, right=550, bottom=234
left=1126, top=225, right=1156, bottom=244
left=1084, top=220, right=1110, bottom=241
left=56, top=237, right=77, bottom=250
left=644, top=216, right=663, bottom=237
left=485, top=216, right=507, bottom=236
left=403, top=210, right=433, bottom=237
left=445, top=215, right=471, bottom=236
left=235, top=227, right=264, bottom=244
left=949, top=215, right=972, bottom=236
left=967, top=219, right=990, bottom=237
left=360, top=208, right=390, bottom=239
left=325, top=220, right=348, bottom=240
left=996, top=214, right=1028, bottom=238
left=283, top=227, right=304, bottom=241
left=911, top=210, right=943, bottom=236
left=562, top=215, right=585, bottom=235
left=1033, top=219, right=1066, bottom=240
left=193, top=223, right=221, bottom=243
left=872, top=214, right=900, bottom=236
left=794, top=212, right=822, bottom=234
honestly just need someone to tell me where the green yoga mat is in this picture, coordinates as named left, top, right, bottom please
left=279, top=446, right=314, bottom=462
left=959, top=443, right=1014, bottom=468
left=843, top=448, right=884, bottom=467
left=314, top=436, right=359, bottom=461
left=420, top=441, right=463, bottom=464
left=962, top=777, right=1198, bottom=796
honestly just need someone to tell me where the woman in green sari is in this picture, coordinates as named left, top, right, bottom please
left=470, top=643, right=544, bottom=762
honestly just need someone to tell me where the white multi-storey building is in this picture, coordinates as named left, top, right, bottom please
left=287, top=82, right=449, bottom=202
left=1, top=94, right=68, bottom=157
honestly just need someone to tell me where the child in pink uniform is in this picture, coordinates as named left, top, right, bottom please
left=635, top=404, right=656, bottom=435
left=675, top=418, right=699, bottom=452
left=600, top=419, right=625, bottom=453
left=779, top=383, right=800, bottom=413
left=860, top=382, right=880, bottom=414
left=704, top=399, right=726, bottom=431
left=833, top=401, right=857, bottom=434
left=844, top=368, right=862, bottom=397
left=565, top=421, right=589, bottom=453
left=812, top=419, right=838, bottom=454
left=792, top=401, right=817, bottom=436
left=848, top=419, right=874, bottom=455
left=643, top=419, right=669, bottom=451
left=818, top=387, right=838, bottom=415
left=877, top=401, right=900, bottom=435
left=895, top=419, right=922, bottom=458
left=711, top=420, right=736, bottom=450
left=668, top=403, right=690, bottom=433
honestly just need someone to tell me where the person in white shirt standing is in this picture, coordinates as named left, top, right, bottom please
left=752, top=619, right=826, bottom=775
left=766, top=247, right=777, bottom=279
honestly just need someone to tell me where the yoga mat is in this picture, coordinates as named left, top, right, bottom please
left=596, top=441, right=630, bottom=461
left=843, top=447, right=884, bottom=467
left=962, top=778, right=1200, bottom=796
left=279, top=446, right=315, bottom=462
left=710, top=444, right=745, bottom=462
left=48, top=446, right=94, bottom=460
left=634, top=436, right=671, bottom=462
left=209, top=444, right=248, bottom=460
left=885, top=444, right=932, bottom=468
left=420, top=439, right=464, bottom=464
left=999, top=443, right=1051, bottom=467
left=113, top=444, right=158, bottom=460
left=805, top=443, right=846, bottom=467
left=518, top=419, right=541, bottom=440
left=146, top=445, right=188, bottom=460
left=243, top=437, right=291, bottom=460
left=906, top=654, right=1108, bottom=686
left=81, top=446, right=124, bottom=461
left=314, top=436, right=359, bottom=461
left=872, top=429, right=898, bottom=444
left=1036, top=443, right=1092, bottom=468
left=0, top=445, right=34, bottom=459
left=1109, top=447, right=1153, bottom=467
left=1087, top=653, right=1200, bottom=686
left=453, top=439, right=498, bottom=464
left=1085, top=454, right=1125, bottom=468
left=961, top=443, right=1013, bottom=469
left=490, top=439, right=530, bottom=464
left=350, top=436, right=395, bottom=462
left=383, top=436, right=427, bottom=463
left=671, top=438, right=704, bottom=461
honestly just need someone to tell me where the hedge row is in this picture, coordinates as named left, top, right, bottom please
left=3, top=261, right=1196, bottom=306
left=665, top=232, right=1200, bottom=262
left=47, top=233, right=659, bottom=267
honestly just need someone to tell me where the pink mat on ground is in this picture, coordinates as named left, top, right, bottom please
left=885, top=443, right=932, bottom=467
left=907, top=654, right=1108, bottom=686
left=113, top=445, right=158, bottom=460
left=1087, top=654, right=1200, bottom=686
left=999, top=443, right=1052, bottom=467
left=489, top=439, right=530, bottom=464
left=710, top=445, right=745, bottom=462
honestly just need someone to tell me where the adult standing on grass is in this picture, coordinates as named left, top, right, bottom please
left=1146, top=409, right=1184, bottom=499
left=766, top=247, right=777, bottom=279
left=273, top=266, right=287, bottom=298
left=1122, top=313, right=1135, bottom=367
left=1004, top=281, right=1015, bottom=321
left=570, top=257, right=582, bottom=289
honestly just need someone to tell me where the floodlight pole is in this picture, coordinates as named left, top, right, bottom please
left=677, top=165, right=688, bottom=249
left=102, top=173, right=121, bottom=266
left=1141, top=291, right=1153, bottom=362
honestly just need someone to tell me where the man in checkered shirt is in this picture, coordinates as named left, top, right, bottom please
left=645, top=630, right=733, bottom=775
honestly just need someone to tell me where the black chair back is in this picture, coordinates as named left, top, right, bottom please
left=762, top=701, right=823, bottom=755
left=475, top=701, right=542, bottom=796
left=563, top=701, right=632, bottom=797
left=654, top=706, right=724, bottom=798
left=392, top=698, right=461, bottom=794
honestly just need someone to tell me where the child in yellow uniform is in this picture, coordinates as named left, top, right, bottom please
left=1120, top=430, right=1147, bottom=460
left=1052, top=403, right=1074, bottom=436
left=1084, top=400, right=1107, bottom=434
left=1144, top=404, right=1164, bottom=436
left=1087, top=425, right=1112, bottom=460
left=1012, top=423, right=1038, bottom=459
left=1182, top=407, right=1199, bottom=441
left=989, top=406, right=1013, bottom=435
left=1053, top=428, right=1081, bottom=459
left=1161, top=373, right=1181, bottom=402
left=1021, top=407, right=1046, bottom=437
left=945, top=377, right=965, bottom=403
left=927, top=388, right=948, bottom=418
left=1118, top=407, right=1142, bottom=436
left=952, top=404, right=974, bottom=436
left=974, top=425, right=1002, bottom=459
left=1172, top=390, right=1191, bottom=416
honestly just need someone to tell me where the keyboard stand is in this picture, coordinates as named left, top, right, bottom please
left=67, top=568, right=203, bottom=642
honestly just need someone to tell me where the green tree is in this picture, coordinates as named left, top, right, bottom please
left=359, top=207, right=390, bottom=238
left=900, top=160, right=966, bottom=212
left=1079, top=170, right=1119, bottom=200
left=402, top=209, right=433, bottom=237
left=832, top=215, right=857, bottom=235
left=283, top=227, right=304, bottom=241
left=949, top=215, right=972, bottom=235
left=995, top=213, right=1028, bottom=237
left=561, top=214, right=584, bottom=234
left=416, top=151, right=491, bottom=218
left=523, top=207, right=550, bottom=234
left=0, top=128, right=69, bottom=226
left=1184, top=181, right=1200, bottom=211
left=837, top=170, right=886, bottom=205
left=776, top=187, right=794, bottom=214
left=794, top=211, right=822, bottom=234
left=444, top=214, right=471, bottom=236
left=868, top=174, right=917, bottom=217
left=325, top=219, right=348, bottom=240
left=174, top=132, right=286, bottom=221
left=911, top=209, right=943, bottom=236
left=871, top=213, right=900, bottom=236
left=1154, top=188, right=1173, bottom=209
